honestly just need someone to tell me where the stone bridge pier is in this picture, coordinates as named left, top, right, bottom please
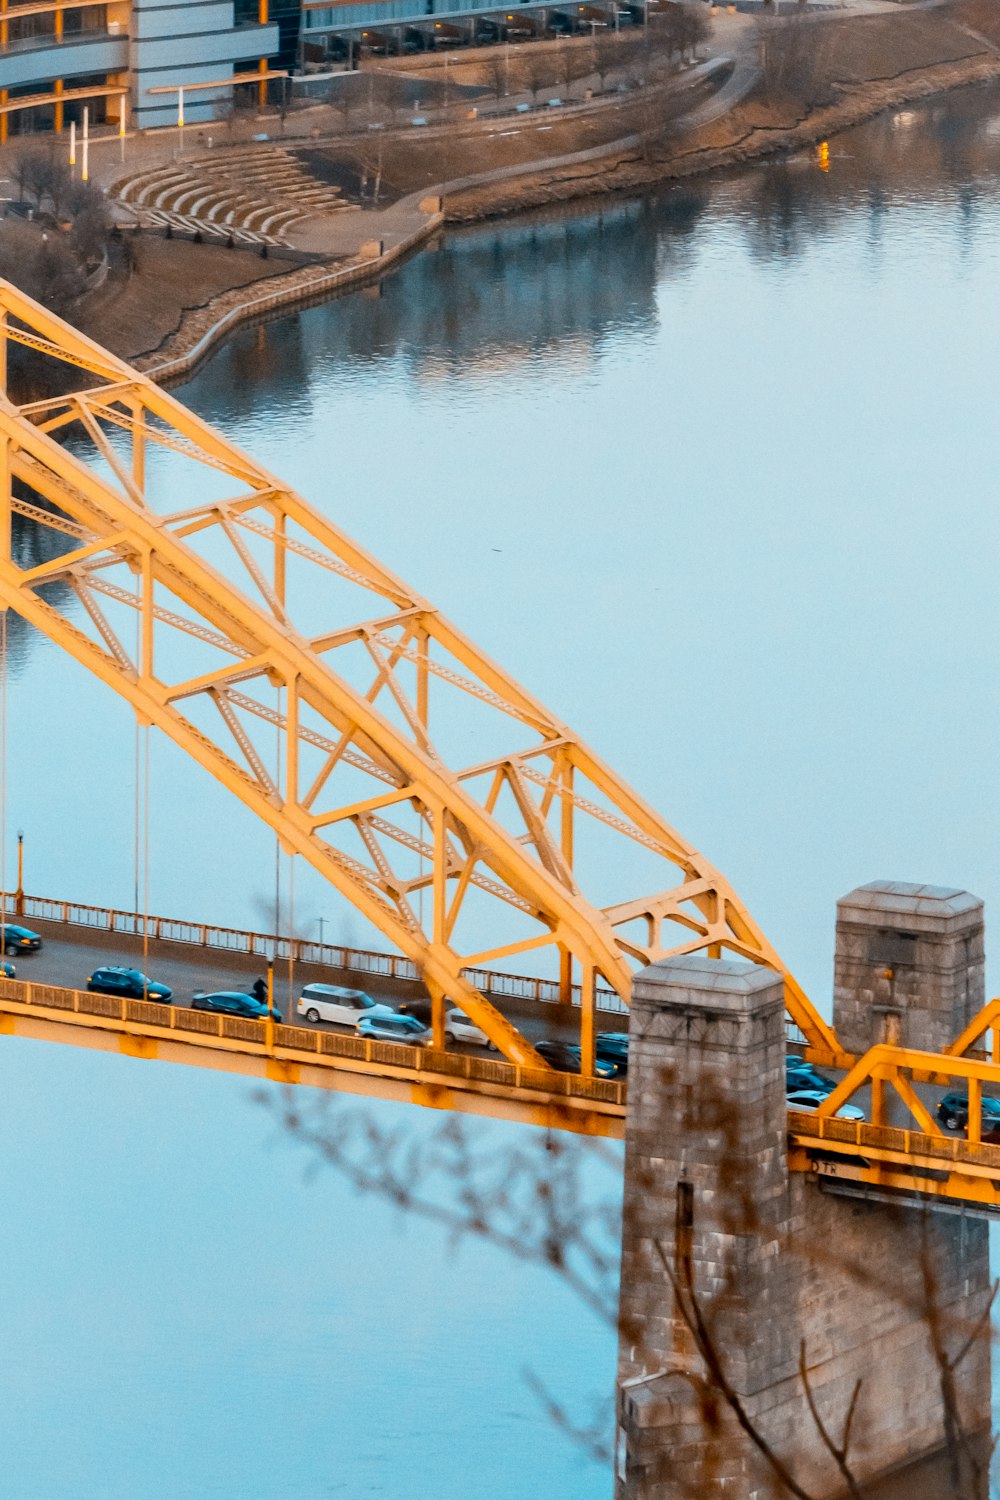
left=615, top=883, right=992, bottom=1500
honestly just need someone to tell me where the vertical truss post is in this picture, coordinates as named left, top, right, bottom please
left=559, top=946, right=572, bottom=1008
left=968, top=1072, right=982, bottom=1145
left=140, top=549, right=154, bottom=678
left=871, top=1071, right=886, bottom=1128
left=416, top=626, right=429, bottom=733
left=559, top=758, right=574, bottom=1005
left=432, top=802, right=447, bottom=1050
left=286, top=674, right=298, bottom=806
left=274, top=510, right=286, bottom=609
left=707, top=889, right=721, bottom=960
left=0, top=433, right=10, bottom=566
left=130, top=399, right=145, bottom=491
left=0, top=311, right=7, bottom=393
left=580, top=961, right=596, bottom=1078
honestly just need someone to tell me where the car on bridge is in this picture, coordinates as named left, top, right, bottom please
left=596, top=1032, right=629, bottom=1073
left=937, top=1091, right=1000, bottom=1137
left=296, top=983, right=396, bottom=1027
left=356, top=1012, right=432, bottom=1046
left=0, top=961, right=14, bottom=978
left=397, top=997, right=455, bottom=1026
left=534, top=1040, right=620, bottom=1078
left=444, top=1010, right=492, bottom=1047
left=786, top=1058, right=835, bottom=1095
left=87, top=967, right=173, bottom=1004
left=0, top=923, right=40, bottom=955
left=191, top=990, right=283, bottom=1023
left=786, top=1088, right=864, bottom=1122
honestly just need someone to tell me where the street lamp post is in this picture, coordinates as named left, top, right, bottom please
left=15, top=829, right=23, bottom=917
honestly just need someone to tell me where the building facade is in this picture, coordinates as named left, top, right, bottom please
left=0, top=0, right=280, bottom=137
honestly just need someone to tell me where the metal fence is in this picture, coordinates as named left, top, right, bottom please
left=3, top=892, right=627, bottom=1015
left=789, top=1109, right=1000, bottom=1173
left=0, top=974, right=627, bottom=1108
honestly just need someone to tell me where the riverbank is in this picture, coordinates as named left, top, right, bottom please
left=445, top=5, right=1000, bottom=220
left=66, top=0, right=1000, bottom=377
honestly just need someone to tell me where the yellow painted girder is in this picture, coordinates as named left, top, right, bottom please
left=0, top=281, right=837, bottom=1073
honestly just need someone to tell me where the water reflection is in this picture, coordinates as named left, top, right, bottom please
left=184, top=82, right=1000, bottom=440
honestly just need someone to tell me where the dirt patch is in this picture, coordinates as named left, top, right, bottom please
left=75, top=235, right=302, bottom=361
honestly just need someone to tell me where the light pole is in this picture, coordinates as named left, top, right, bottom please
left=15, top=829, right=23, bottom=917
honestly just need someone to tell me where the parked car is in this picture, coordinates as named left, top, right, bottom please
left=787, top=1088, right=864, bottom=1122
left=191, top=991, right=283, bottom=1023
left=296, top=983, right=395, bottom=1027
left=937, top=1091, right=1000, bottom=1134
left=534, top=1040, right=619, bottom=1079
left=0, top=923, right=40, bottom=955
left=357, top=1013, right=431, bottom=1046
left=786, top=1057, right=836, bottom=1095
left=87, top=966, right=172, bottom=1003
left=398, top=997, right=455, bottom=1026
left=596, top=1032, right=629, bottom=1073
left=445, top=1010, right=491, bottom=1047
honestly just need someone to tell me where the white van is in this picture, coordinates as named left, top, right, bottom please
left=297, top=983, right=396, bottom=1027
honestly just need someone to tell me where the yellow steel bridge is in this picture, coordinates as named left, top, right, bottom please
left=3, top=282, right=1000, bottom=1208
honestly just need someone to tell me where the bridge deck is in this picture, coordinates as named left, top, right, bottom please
left=0, top=973, right=626, bottom=1137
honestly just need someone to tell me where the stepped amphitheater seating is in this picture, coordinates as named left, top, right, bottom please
left=114, top=148, right=350, bottom=247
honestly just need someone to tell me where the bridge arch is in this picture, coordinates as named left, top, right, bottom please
left=0, top=283, right=839, bottom=1070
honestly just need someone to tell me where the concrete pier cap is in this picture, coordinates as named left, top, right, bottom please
left=834, top=879, right=984, bottom=1055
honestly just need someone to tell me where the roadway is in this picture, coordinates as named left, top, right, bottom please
left=1, top=915, right=628, bottom=1050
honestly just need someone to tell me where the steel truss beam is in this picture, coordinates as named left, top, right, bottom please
left=0, top=283, right=839, bottom=1075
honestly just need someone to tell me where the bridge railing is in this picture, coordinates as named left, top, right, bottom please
left=0, top=975, right=627, bottom=1107
left=789, top=1109, right=1000, bottom=1173
left=3, top=893, right=627, bottom=1016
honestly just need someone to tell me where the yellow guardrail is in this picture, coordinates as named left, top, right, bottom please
left=0, top=975, right=628, bottom=1125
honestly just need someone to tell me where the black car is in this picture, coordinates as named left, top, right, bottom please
left=786, top=1057, right=835, bottom=1095
left=0, top=923, right=40, bottom=956
left=191, top=991, right=283, bottom=1024
left=87, top=966, right=173, bottom=1003
left=534, top=1039, right=619, bottom=1079
left=398, top=998, right=455, bottom=1026
left=937, top=1091, right=1000, bottom=1135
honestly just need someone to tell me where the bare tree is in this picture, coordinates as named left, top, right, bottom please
left=268, top=1074, right=997, bottom=1500
left=591, top=34, right=624, bottom=94
left=481, top=47, right=511, bottom=104
left=12, top=145, right=38, bottom=206
left=756, top=11, right=835, bottom=111
left=516, top=49, right=555, bottom=106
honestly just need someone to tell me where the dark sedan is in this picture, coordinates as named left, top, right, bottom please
left=937, top=1091, right=1000, bottom=1136
left=397, top=998, right=455, bottom=1026
left=0, top=923, right=40, bottom=955
left=596, top=1032, right=629, bottom=1073
left=786, top=1057, right=835, bottom=1095
left=191, top=991, right=283, bottom=1023
left=87, top=966, right=172, bottom=1003
left=534, top=1040, right=619, bottom=1079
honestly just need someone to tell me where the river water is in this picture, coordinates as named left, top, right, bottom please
left=2, top=82, right=1000, bottom=1498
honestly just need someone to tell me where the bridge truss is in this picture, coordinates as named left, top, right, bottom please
left=0, top=283, right=841, bottom=1075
